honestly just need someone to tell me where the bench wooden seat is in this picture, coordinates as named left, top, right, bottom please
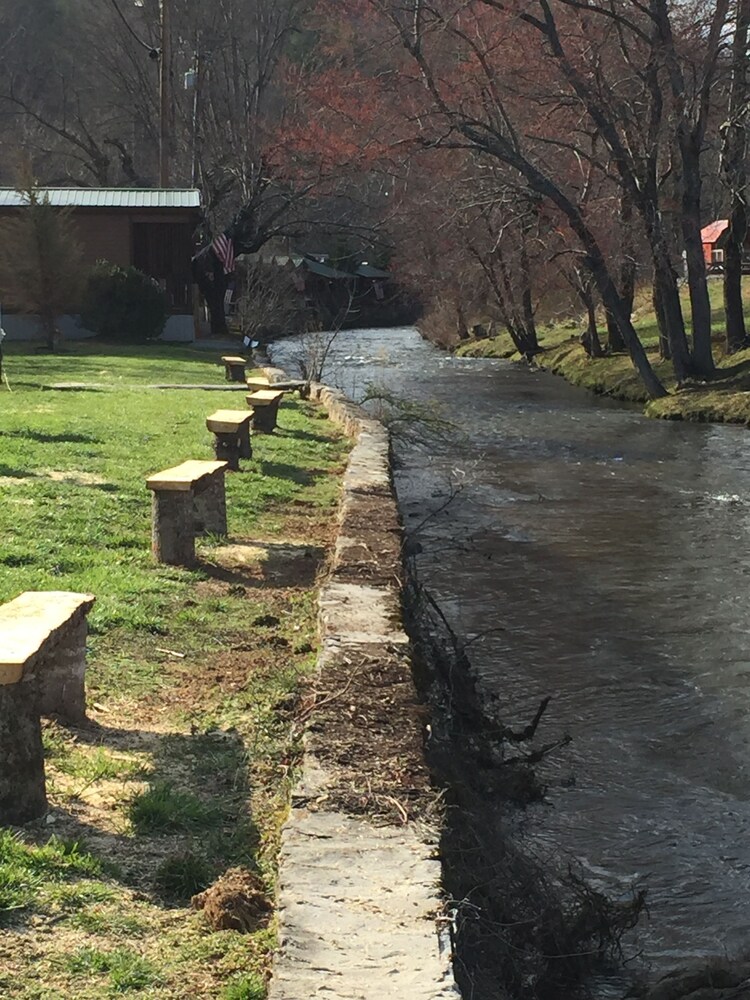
left=245, top=390, right=284, bottom=432
left=147, top=460, right=229, bottom=565
left=221, top=355, right=248, bottom=382
left=245, top=376, right=272, bottom=393
left=0, top=590, right=96, bottom=824
left=246, top=377, right=303, bottom=393
left=206, top=409, right=253, bottom=470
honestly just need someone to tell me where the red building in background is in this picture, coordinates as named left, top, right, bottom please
left=700, top=219, right=750, bottom=272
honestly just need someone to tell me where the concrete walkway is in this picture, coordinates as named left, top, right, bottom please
left=267, top=376, right=458, bottom=1000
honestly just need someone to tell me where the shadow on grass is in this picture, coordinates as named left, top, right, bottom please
left=275, top=426, right=335, bottom=445
left=0, top=429, right=102, bottom=445
left=0, top=721, right=262, bottom=924
left=256, top=460, right=322, bottom=487
left=0, top=465, right=35, bottom=479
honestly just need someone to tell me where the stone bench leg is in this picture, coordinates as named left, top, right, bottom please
left=0, top=679, right=47, bottom=824
left=152, top=490, right=196, bottom=566
left=226, top=363, right=246, bottom=382
left=194, top=472, right=227, bottom=537
left=212, top=431, right=240, bottom=471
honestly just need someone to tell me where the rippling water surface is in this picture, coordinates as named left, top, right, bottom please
left=271, top=328, right=750, bottom=978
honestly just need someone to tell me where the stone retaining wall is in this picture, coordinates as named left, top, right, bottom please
left=266, top=371, right=458, bottom=1000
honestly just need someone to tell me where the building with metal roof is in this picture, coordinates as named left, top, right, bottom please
left=0, top=188, right=201, bottom=209
left=700, top=218, right=750, bottom=272
left=0, top=188, right=204, bottom=343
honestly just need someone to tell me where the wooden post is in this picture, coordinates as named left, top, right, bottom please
left=238, top=422, right=252, bottom=459
left=212, top=431, right=240, bottom=471
left=221, top=356, right=247, bottom=382
left=0, top=679, right=47, bottom=824
left=194, top=474, right=227, bottom=536
left=206, top=410, right=253, bottom=467
left=0, top=591, right=96, bottom=822
left=35, top=615, right=89, bottom=724
left=159, top=0, right=172, bottom=187
left=245, top=391, right=283, bottom=433
left=152, top=490, right=195, bottom=566
left=148, top=461, right=228, bottom=564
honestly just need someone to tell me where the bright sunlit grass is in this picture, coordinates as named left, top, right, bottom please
left=0, top=339, right=350, bottom=999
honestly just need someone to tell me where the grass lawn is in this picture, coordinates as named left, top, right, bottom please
left=0, top=340, right=350, bottom=999
left=456, top=278, right=750, bottom=425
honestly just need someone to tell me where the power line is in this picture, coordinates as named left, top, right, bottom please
left=108, top=0, right=155, bottom=53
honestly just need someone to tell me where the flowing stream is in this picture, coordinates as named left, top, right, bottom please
left=271, top=327, right=750, bottom=985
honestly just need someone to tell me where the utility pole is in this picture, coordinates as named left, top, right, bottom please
left=159, top=0, right=171, bottom=186
left=186, top=37, right=202, bottom=187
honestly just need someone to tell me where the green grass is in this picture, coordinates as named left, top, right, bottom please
left=129, top=782, right=221, bottom=834
left=457, top=277, right=750, bottom=425
left=0, top=830, right=103, bottom=925
left=69, top=908, right=150, bottom=937
left=0, top=340, right=350, bottom=998
left=220, top=974, right=266, bottom=1000
left=66, top=947, right=159, bottom=993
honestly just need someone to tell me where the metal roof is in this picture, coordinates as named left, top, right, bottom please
left=0, top=188, right=201, bottom=209
left=356, top=263, right=390, bottom=279
left=701, top=219, right=729, bottom=244
left=300, top=257, right=353, bottom=280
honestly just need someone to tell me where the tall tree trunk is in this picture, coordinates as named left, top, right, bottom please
left=579, top=279, right=603, bottom=358
left=653, top=277, right=671, bottom=360
left=723, top=0, right=750, bottom=353
left=517, top=218, right=541, bottom=356
left=654, top=255, right=690, bottom=380
left=606, top=193, right=635, bottom=352
left=606, top=312, right=624, bottom=353
left=679, top=129, right=715, bottom=374
left=724, top=204, right=748, bottom=352
left=456, top=302, right=469, bottom=340
left=519, top=237, right=539, bottom=355
left=607, top=252, right=636, bottom=352
left=40, top=311, right=58, bottom=352
left=192, top=248, right=230, bottom=339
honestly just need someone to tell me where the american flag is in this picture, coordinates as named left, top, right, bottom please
left=211, top=232, right=235, bottom=274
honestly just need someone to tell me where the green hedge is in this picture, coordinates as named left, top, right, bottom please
left=81, top=262, right=168, bottom=343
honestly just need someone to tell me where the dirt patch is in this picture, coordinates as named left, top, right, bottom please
left=39, top=469, right=110, bottom=486
left=302, top=642, right=432, bottom=825
left=333, top=491, right=403, bottom=587
left=203, top=541, right=326, bottom=589
left=192, top=867, right=271, bottom=932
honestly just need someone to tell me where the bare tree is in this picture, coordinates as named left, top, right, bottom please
left=371, top=0, right=668, bottom=396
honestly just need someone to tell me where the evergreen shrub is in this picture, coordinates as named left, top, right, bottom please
left=81, top=262, right=168, bottom=342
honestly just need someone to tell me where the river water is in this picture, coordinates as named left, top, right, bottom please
left=270, top=327, right=750, bottom=985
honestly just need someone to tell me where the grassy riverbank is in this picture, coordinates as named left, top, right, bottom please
left=0, top=342, right=349, bottom=999
left=456, top=280, right=750, bottom=425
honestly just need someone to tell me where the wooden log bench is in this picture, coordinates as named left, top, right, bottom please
left=206, top=409, right=254, bottom=471
left=147, top=460, right=229, bottom=566
left=221, top=356, right=248, bottom=382
left=0, top=590, right=96, bottom=824
left=245, top=376, right=272, bottom=393
left=246, top=377, right=304, bottom=394
left=245, top=389, right=284, bottom=433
